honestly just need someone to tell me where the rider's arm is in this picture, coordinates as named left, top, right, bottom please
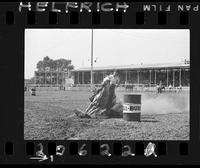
left=102, top=76, right=111, bottom=86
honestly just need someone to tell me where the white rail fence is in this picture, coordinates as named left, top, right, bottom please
left=25, top=83, right=189, bottom=92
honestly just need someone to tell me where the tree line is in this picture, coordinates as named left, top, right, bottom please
left=36, top=56, right=74, bottom=71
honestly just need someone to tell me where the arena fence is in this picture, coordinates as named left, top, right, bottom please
left=25, top=83, right=189, bottom=92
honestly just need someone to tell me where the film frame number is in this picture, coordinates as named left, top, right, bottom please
left=100, top=144, right=111, bottom=156
left=122, top=145, right=135, bottom=157
left=78, top=144, right=88, bottom=156
left=29, top=143, right=66, bottom=162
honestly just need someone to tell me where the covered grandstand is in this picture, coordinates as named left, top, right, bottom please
left=71, top=61, right=190, bottom=87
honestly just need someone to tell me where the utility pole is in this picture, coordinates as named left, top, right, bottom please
left=57, top=62, right=58, bottom=87
left=90, top=29, right=94, bottom=88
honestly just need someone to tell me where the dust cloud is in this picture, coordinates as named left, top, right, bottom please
left=141, top=93, right=189, bottom=114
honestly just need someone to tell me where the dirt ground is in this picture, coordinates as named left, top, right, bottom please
left=24, top=89, right=189, bottom=140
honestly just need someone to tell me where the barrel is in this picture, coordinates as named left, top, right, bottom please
left=123, top=94, right=141, bottom=121
left=31, top=88, right=36, bottom=96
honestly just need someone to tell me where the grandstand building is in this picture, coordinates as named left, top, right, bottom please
left=71, top=61, right=190, bottom=87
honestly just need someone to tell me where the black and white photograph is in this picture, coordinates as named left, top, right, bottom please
left=24, top=29, right=190, bottom=140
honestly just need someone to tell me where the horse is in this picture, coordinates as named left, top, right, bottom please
left=74, top=74, right=123, bottom=118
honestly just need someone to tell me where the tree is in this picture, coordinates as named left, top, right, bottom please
left=36, top=56, right=74, bottom=71
left=37, top=56, right=54, bottom=71
left=52, top=59, right=74, bottom=71
left=29, top=76, right=35, bottom=84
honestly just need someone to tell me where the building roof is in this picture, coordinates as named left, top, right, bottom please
left=71, top=62, right=190, bottom=72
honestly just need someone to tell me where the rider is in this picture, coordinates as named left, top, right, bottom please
left=74, top=70, right=120, bottom=118
left=86, top=70, right=120, bottom=117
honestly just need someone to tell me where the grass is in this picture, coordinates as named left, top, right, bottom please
left=24, top=89, right=189, bottom=140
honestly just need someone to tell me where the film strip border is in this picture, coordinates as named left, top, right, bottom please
left=0, top=141, right=189, bottom=163
left=0, top=2, right=197, bottom=164
left=1, top=2, right=200, bottom=26
left=1, top=10, right=190, bottom=25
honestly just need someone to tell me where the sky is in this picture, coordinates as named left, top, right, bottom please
left=25, top=29, right=189, bottom=79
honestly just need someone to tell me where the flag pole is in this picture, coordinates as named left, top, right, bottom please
left=90, top=29, right=94, bottom=88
